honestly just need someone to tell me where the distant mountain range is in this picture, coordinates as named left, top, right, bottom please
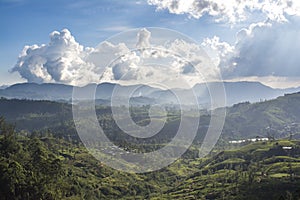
left=0, top=82, right=299, bottom=107
left=0, top=85, right=8, bottom=90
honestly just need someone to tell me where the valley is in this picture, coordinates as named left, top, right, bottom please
left=0, top=91, right=300, bottom=199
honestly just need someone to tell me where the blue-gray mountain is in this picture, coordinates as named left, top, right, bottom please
left=0, top=82, right=299, bottom=107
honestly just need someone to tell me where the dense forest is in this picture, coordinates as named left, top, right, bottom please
left=1, top=117, right=300, bottom=199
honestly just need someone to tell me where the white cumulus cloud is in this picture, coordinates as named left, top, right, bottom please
left=148, top=0, right=300, bottom=23
left=201, top=36, right=235, bottom=71
left=136, top=28, right=151, bottom=49
left=229, top=21, right=300, bottom=77
left=203, top=19, right=300, bottom=80
left=12, top=29, right=99, bottom=86
left=101, top=37, right=220, bottom=86
left=12, top=28, right=220, bottom=87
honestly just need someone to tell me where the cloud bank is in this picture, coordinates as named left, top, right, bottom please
left=202, top=20, right=300, bottom=80
left=228, top=21, right=300, bottom=77
left=148, top=0, right=300, bottom=23
left=12, top=28, right=219, bottom=87
left=148, top=0, right=300, bottom=86
left=12, top=29, right=98, bottom=86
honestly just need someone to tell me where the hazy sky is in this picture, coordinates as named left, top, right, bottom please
left=1, top=0, right=300, bottom=88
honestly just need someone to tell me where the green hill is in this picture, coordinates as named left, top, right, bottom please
left=222, top=92, right=300, bottom=139
left=0, top=91, right=300, bottom=199
left=0, top=92, right=300, bottom=142
left=1, top=117, right=300, bottom=199
left=161, top=140, right=300, bottom=199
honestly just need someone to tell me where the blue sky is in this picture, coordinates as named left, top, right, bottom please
left=0, top=0, right=237, bottom=85
left=1, top=0, right=300, bottom=88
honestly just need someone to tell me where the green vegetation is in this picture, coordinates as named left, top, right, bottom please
left=1, top=92, right=300, bottom=143
left=224, top=92, right=300, bottom=140
left=0, top=117, right=300, bottom=199
left=0, top=117, right=176, bottom=199
left=0, top=92, right=300, bottom=199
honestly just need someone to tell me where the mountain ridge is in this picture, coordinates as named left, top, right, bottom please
left=0, top=81, right=299, bottom=107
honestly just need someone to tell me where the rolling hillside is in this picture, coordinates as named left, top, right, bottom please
left=0, top=117, right=299, bottom=199
left=0, top=91, right=299, bottom=141
left=223, top=92, right=300, bottom=139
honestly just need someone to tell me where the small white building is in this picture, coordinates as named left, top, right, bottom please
left=229, top=137, right=269, bottom=144
left=282, top=146, right=292, bottom=150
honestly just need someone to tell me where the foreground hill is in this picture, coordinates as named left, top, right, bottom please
left=0, top=117, right=299, bottom=200
left=158, top=140, right=300, bottom=199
